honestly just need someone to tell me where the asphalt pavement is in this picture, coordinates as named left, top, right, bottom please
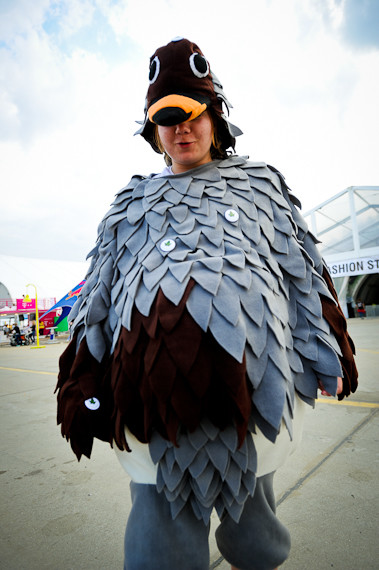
left=0, top=317, right=378, bottom=570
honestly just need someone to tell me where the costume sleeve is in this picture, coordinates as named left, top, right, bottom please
left=56, top=334, right=113, bottom=460
left=55, top=180, right=140, bottom=460
left=55, top=219, right=115, bottom=460
left=269, top=165, right=358, bottom=399
left=320, top=267, right=358, bottom=398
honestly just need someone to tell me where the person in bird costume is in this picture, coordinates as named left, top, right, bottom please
left=56, top=38, right=358, bottom=570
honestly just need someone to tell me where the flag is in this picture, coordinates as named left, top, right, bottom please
left=39, top=280, right=85, bottom=322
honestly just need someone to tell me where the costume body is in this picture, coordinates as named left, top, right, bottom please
left=56, top=36, right=358, bottom=569
left=57, top=156, right=357, bottom=554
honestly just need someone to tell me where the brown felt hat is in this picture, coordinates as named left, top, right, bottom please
left=135, top=37, right=242, bottom=153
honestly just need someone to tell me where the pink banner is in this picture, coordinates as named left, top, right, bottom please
left=16, top=298, right=36, bottom=311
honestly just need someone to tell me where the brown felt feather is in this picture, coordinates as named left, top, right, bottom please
left=56, top=337, right=114, bottom=459
left=321, top=267, right=358, bottom=398
left=110, top=279, right=251, bottom=450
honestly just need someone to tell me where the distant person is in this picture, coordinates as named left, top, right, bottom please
left=31, top=323, right=36, bottom=343
left=39, top=321, right=45, bottom=337
left=56, top=38, right=358, bottom=570
left=357, top=299, right=366, bottom=318
left=346, top=295, right=355, bottom=318
left=13, top=324, right=21, bottom=345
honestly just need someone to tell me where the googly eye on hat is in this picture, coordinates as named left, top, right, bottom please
left=135, top=38, right=242, bottom=154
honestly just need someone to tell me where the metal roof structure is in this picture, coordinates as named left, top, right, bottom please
left=303, top=186, right=379, bottom=317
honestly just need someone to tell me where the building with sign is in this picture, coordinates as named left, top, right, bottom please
left=0, top=254, right=88, bottom=337
left=304, top=186, right=379, bottom=318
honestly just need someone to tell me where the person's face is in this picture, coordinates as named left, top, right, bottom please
left=157, top=111, right=213, bottom=174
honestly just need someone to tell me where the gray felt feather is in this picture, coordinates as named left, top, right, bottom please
left=69, top=156, right=342, bottom=523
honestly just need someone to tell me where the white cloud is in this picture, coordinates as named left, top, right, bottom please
left=0, top=0, right=50, bottom=42
left=54, top=0, right=96, bottom=39
left=0, top=0, right=378, bottom=265
left=0, top=30, right=72, bottom=142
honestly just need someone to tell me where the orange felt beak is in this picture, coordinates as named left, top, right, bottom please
left=148, top=94, right=207, bottom=126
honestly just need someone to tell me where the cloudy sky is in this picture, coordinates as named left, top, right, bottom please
left=1, top=0, right=378, bottom=263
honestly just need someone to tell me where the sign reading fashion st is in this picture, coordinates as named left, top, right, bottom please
left=326, top=256, right=379, bottom=278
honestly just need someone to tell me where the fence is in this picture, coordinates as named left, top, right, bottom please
left=0, top=298, right=56, bottom=312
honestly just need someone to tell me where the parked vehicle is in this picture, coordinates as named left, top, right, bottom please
left=9, top=330, right=33, bottom=346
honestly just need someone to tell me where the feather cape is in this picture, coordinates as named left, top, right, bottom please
left=56, top=155, right=357, bottom=523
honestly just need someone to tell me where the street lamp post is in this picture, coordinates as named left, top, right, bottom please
left=26, top=283, right=45, bottom=349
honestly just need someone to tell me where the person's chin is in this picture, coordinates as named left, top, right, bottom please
left=173, top=152, right=197, bottom=165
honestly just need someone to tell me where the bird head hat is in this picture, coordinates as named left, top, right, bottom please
left=135, top=37, right=242, bottom=153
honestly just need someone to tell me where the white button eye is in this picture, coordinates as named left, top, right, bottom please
left=160, top=238, right=176, bottom=252
left=189, top=52, right=210, bottom=78
left=84, top=397, right=100, bottom=410
left=224, top=209, right=239, bottom=223
left=149, top=56, right=160, bottom=84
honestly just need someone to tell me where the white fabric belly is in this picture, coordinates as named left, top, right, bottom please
left=114, top=393, right=307, bottom=482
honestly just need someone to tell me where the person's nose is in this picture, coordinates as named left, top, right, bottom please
left=175, top=121, right=191, bottom=134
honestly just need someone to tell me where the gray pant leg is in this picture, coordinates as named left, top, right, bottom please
left=215, top=472, right=291, bottom=570
left=124, top=482, right=210, bottom=570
